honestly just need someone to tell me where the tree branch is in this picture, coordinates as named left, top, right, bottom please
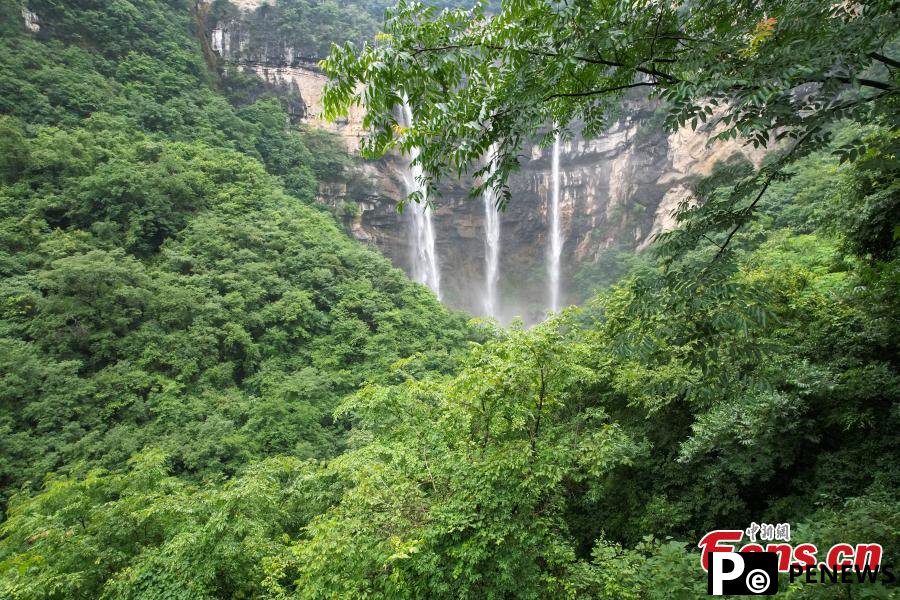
left=543, top=81, right=657, bottom=101
left=411, top=43, right=678, bottom=82
left=830, top=75, right=896, bottom=92
left=709, top=130, right=813, bottom=263
left=705, top=88, right=893, bottom=264
left=702, top=234, right=723, bottom=250
left=868, top=52, right=900, bottom=70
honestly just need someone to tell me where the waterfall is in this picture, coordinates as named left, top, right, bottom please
left=398, top=99, right=441, bottom=299
left=548, top=133, right=563, bottom=312
left=211, top=28, right=226, bottom=56
left=482, top=144, right=501, bottom=317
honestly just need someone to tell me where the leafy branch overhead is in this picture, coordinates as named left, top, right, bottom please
left=322, top=0, right=898, bottom=253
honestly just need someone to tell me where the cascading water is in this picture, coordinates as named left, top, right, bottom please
left=548, top=132, right=563, bottom=312
left=482, top=143, right=501, bottom=318
left=398, top=99, right=441, bottom=299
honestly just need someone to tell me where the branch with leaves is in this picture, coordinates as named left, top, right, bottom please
left=322, top=0, right=898, bottom=254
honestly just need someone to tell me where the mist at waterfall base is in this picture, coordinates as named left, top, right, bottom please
left=397, top=122, right=568, bottom=326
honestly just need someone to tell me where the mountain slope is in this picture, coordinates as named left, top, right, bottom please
left=0, top=0, right=472, bottom=503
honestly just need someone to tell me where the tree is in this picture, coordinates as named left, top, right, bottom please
left=322, top=0, right=898, bottom=256
left=266, top=317, right=665, bottom=598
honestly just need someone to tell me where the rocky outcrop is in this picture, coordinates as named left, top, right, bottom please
left=245, top=64, right=367, bottom=150
left=202, top=1, right=765, bottom=323
left=201, top=0, right=365, bottom=148
left=21, top=6, right=40, bottom=32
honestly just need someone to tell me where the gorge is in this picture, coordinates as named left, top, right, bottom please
left=4, top=1, right=896, bottom=597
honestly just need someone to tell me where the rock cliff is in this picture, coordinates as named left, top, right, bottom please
left=201, top=0, right=764, bottom=323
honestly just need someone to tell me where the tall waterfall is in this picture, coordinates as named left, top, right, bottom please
left=548, top=133, right=563, bottom=312
left=482, top=144, right=501, bottom=317
left=399, top=99, right=441, bottom=299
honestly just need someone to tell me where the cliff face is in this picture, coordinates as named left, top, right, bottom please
left=202, top=1, right=764, bottom=323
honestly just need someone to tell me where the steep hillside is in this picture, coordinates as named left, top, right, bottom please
left=0, top=0, right=472, bottom=504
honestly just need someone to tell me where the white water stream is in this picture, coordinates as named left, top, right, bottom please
left=399, top=99, right=441, bottom=299
left=482, top=143, right=501, bottom=317
left=548, top=133, right=563, bottom=312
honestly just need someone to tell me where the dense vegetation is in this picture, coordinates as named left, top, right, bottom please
left=1, top=0, right=898, bottom=599
left=0, top=1, right=473, bottom=593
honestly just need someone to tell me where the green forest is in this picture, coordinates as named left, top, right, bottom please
left=0, top=0, right=897, bottom=598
